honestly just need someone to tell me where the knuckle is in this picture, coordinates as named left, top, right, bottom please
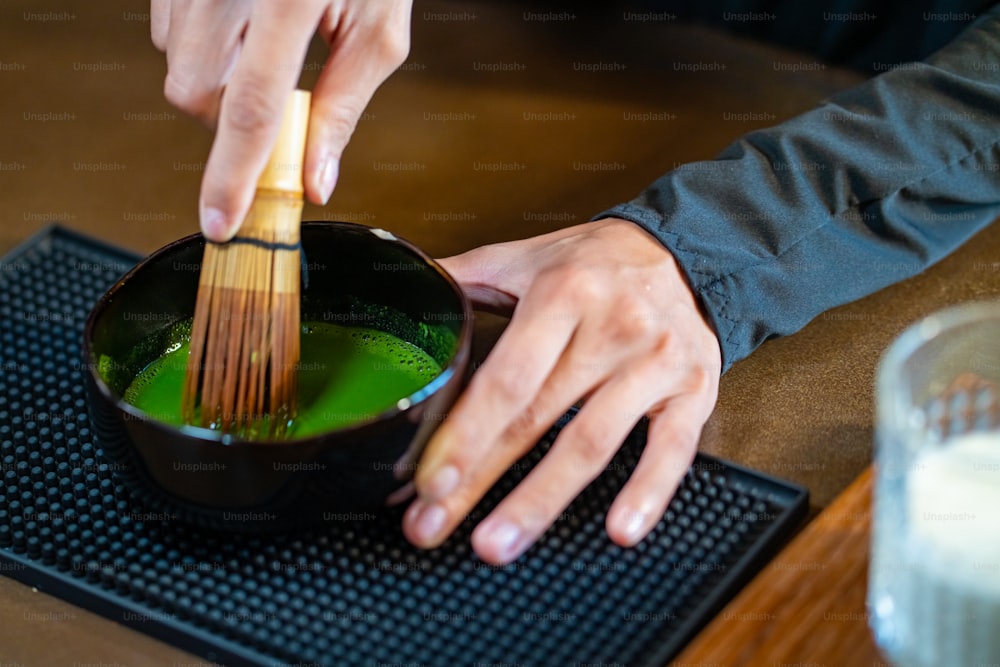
left=222, top=83, right=281, bottom=136
left=503, top=402, right=548, bottom=443
left=507, top=490, right=558, bottom=527
left=683, top=363, right=714, bottom=396
left=163, top=72, right=200, bottom=116
left=567, top=424, right=613, bottom=471
left=664, top=425, right=702, bottom=462
left=369, top=7, right=412, bottom=68
left=440, top=415, right=478, bottom=457
left=487, top=367, right=524, bottom=407
left=612, top=301, right=655, bottom=341
left=569, top=270, right=603, bottom=303
left=536, top=262, right=574, bottom=287
left=151, top=31, right=167, bottom=52
left=320, top=102, right=363, bottom=146
left=376, top=29, right=410, bottom=68
left=540, top=264, right=598, bottom=306
left=648, top=336, right=715, bottom=396
left=649, top=333, right=678, bottom=362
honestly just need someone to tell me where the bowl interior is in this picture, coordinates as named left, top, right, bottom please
left=86, top=222, right=468, bottom=441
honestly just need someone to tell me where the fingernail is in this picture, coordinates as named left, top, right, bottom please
left=422, top=464, right=460, bottom=501
left=318, top=156, right=338, bottom=204
left=411, top=503, right=448, bottom=545
left=385, top=481, right=415, bottom=507
left=201, top=206, right=231, bottom=242
left=621, top=510, right=648, bottom=545
left=478, top=519, right=527, bottom=563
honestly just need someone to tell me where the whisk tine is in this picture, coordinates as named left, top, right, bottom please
left=181, top=90, right=310, bottom=438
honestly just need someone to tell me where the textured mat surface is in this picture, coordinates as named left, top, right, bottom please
left=0, top=226, right=808, bottom=667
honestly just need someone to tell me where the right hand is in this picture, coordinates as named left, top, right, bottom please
left=151, top=0, right=412, bottom=241
left=403, top=219, right=723, bottom=564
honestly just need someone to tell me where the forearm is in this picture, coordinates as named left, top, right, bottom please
left=598, top=5, right=1000, bottom=372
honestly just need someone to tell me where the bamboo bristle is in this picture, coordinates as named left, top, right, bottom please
left=181, top=90, right=310, bottom=438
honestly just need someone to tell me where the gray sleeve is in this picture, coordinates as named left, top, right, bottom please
left=595, top=6, right=1000, bottom=372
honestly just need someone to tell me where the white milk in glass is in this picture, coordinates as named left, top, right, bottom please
left=871, top=432, right=1000, bottom=666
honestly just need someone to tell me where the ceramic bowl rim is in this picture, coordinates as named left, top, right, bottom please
left=82, top=220, right=473, bottom=448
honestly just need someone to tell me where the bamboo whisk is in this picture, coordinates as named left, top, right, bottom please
left=182, top=89, right=311, bottom=438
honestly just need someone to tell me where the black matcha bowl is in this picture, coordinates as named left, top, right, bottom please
left=83, top=221, right=472, bottom=532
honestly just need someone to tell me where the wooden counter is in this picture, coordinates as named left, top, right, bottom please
left=1, top=0, right=999, bottom=663
left=674, top=467, right=882, bottom=666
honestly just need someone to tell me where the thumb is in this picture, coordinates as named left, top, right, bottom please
left=437, top=246, right=523, bottom=314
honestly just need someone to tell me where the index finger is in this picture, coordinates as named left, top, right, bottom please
left=199, top=0, right=326, bottom=241
left=413, top=278, right=579, bottom=498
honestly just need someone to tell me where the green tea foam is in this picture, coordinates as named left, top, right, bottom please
left=123, top=321, right=443, bottom=438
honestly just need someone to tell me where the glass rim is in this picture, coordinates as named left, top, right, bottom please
left=877, top=300, right=1000, bottom=399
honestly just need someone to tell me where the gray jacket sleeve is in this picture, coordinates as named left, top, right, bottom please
left=596, top=6, right=1000, bottom=372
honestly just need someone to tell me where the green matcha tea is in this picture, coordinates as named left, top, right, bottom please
left=123, top=321, right=443, bottom=438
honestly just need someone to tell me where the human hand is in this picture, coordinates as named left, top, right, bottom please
left=402, top=218, right=722, bottom=564
left=151, top=0, right=412, bottom=241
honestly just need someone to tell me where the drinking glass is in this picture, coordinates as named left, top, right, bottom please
left=869, top=301, right=1000, bottom=666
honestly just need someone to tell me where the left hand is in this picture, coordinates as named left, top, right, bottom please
left=402, top=218, right=722, bottom=564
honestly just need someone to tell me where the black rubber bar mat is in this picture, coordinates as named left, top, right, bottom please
left=0, top=225, right=809, bottom=667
